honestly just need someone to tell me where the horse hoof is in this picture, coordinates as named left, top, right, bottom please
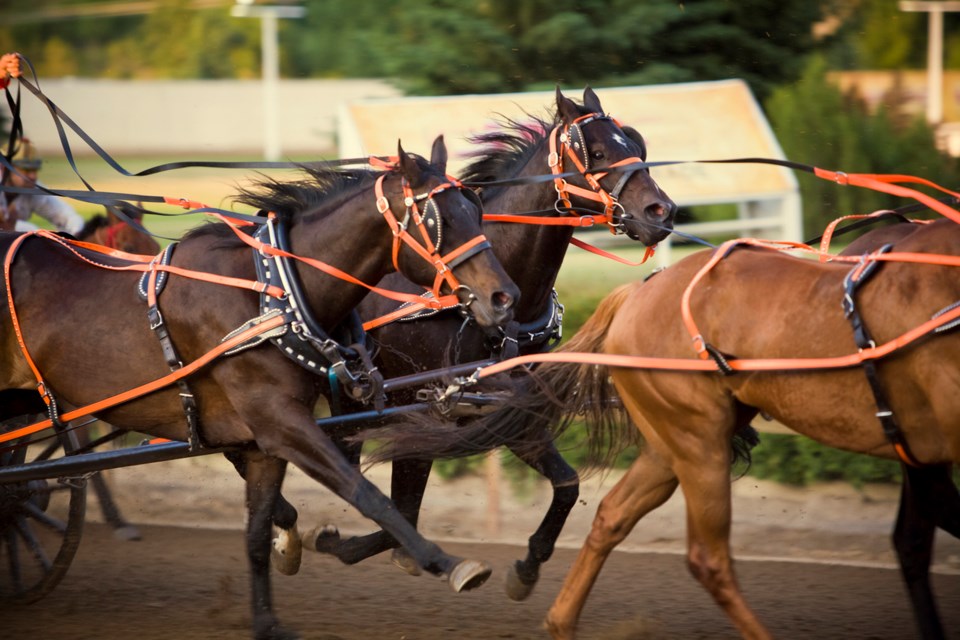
left=113, top=525, right=142, bottom=542
left=505, top=561, right=537, bottom=601
left=447, top=559, right=492, bottom=593
left=301, top=524, right=339, bottom=553
left=271, top=527, right=302, bottom=576
left=390, top=548, right=422, bottom=576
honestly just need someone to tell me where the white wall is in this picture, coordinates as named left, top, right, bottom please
left=10, top=78, right=400, bottom=157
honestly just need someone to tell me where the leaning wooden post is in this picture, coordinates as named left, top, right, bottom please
left=485, top=450, right=502, bottom=537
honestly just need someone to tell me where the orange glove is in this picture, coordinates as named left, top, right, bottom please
left=0, top=53, right=21, bottom=90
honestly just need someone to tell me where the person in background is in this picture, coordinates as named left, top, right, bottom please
left=1, top=138, right=85, bottom=235
left=0, top=52, right=18, bottom=90
left=0, top=53, right=84, bottom=235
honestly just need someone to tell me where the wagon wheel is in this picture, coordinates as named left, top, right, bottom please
left=0, top=417, right=86, bottom=604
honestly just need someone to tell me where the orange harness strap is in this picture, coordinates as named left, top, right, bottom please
left=814, top=168, right=960, bottom=225
left=0, top=310, right=289, bottom=446
left=570, top=236, right=657, bottom=266
left=476, top=294, right=960, bottom=380
left=482, top=212, right=606, bottom=227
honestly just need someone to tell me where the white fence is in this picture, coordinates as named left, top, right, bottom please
left=10, top=78, right=401, bottom=157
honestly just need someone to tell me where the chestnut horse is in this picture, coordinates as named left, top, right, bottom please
left=439, top=217, right=960, bottom=638
left=0, top=138, right=518, bottom=639
left=77, top=203, right=161, bottom=256
left=302, top=87, right=675, bottom=598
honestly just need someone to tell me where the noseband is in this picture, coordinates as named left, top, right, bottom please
left=549, top=112, right=644, bottom=235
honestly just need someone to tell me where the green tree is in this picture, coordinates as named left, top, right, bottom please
left=767, top=56, right=957, bottom=236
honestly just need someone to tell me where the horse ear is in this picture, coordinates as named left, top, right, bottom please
left=583, top=86, right=603, bottom=114
left=397, top=140, right=423, bottom=186
left=555, top=85, right=581, bottom=125
left=621, top=125, right=647, bottom=160
left=430, top=135, right=448, bottom=175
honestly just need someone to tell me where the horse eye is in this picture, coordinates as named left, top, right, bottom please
left=591, top=150, right=605, bottom=160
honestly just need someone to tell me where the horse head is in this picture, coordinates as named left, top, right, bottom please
left=554, top=86, right=676, bottom=246
left=388, top=136, right=518, bottom=329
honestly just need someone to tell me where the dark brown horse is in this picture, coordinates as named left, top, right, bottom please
left=77, top=203, right=161, bottom=256
left=433, top=217, right=960, bottom=639
left=300, top=87, right=675, bottom=598
left=0, top=138, right=518, bottom=639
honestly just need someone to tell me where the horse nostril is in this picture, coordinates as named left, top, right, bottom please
left=493, top=290, right=514, bottom=312
left=645, top=202, right=666, bottom=219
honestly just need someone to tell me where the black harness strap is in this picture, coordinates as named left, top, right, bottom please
left=146, top=294, right=203, bottom=452
left=842, top=245, right=922, bottom=467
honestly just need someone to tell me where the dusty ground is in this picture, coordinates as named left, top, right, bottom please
left=4, top=455, right=960, bottom=639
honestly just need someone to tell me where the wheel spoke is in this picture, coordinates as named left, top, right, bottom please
left=20, top=501, right=67, bottom=535
left=4, top=527, right=23, bottom=595
left=14, top=515, right=52, bottom=572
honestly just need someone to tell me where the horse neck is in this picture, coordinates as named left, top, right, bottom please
left=483, top=151, right=575, bottom=323
left=288, top=205, right=395, bottom=330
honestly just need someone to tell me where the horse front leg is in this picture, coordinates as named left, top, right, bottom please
left=676, top=452, right=770, bottom=640
left=545, top=450, right=677, bottom=639
left=225, top=450, right=302, bottom=576
left=261, top=415, right=491, bottom=593
left=505, top=439, right=579, bottom=601
left=242, top=451, right=299, bottom=640
left=894, top=464, right=957, bottom=640
left=303, top=458, right=433, bottom=572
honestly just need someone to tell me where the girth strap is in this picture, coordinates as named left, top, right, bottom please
left=843, top=245, right=922, bottom=467
left=145, top=265, right=203, bottom=451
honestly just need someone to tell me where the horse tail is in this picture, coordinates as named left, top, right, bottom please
left=357, top=282, right=639, bottom=469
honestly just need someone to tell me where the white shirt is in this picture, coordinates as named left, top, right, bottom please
left=0, top=179, right=85, bottom=236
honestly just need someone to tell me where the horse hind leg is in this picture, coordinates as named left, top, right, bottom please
left=894, top=464, right=957, bottom=640
left=545, top=450, right=678, bottom=639
left=505, top=438, right=579, bottom=601
left=90, top=471, right=142, bottom=541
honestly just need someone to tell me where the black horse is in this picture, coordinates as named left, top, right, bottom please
left=291, top=87, right=675, bottom=599
left=0, top=138, right=518, bottom=639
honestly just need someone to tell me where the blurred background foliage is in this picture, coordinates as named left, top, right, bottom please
left=2, top=0, right=958, bottom=231
left=0, top=0, right=949, bottom=92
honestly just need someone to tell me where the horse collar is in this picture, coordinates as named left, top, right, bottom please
left=252, top=219, right=383, bottom=405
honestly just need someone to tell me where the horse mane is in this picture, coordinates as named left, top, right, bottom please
left=183, top=162, right=416, bottom=244
left=77, top=213, right=109, bottom=239
left=460, top=112, right=558, bottom=196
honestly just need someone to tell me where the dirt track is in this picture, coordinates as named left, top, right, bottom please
left=4, top=457, right=960, bottom=639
